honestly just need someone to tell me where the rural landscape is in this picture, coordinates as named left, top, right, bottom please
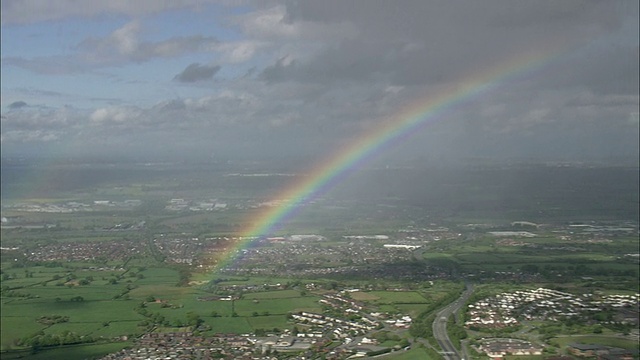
left=1, top=1, right=638, bottom=359
left=1, top=159, right=638, bottom=359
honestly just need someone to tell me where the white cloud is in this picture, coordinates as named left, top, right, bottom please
left=217, top=41, right=263, bottom=63
left=241, top=5, right=298, bottom=38
left=79, top=21, right=220, bottom=64
left=90, top=106, right=142, bottom=124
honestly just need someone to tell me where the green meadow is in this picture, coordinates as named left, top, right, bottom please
left=551, top=335, right=640, bottom=351
left=0, top=342, right=134, bottom=360
left=242, top=289, right=302, bottom=299
left=366, top=291, right=429, bottom=304
left=0, top=258, right=326, bottom=355
left=235, top=297, right=322, bottom=316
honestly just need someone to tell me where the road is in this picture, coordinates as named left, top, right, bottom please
left=432, top=283, right=474, bottom=360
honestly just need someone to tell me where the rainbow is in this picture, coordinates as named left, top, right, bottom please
left=212, top=46, right=563, bottom=273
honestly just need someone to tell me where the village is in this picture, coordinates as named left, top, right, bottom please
left=98, top=288, right=415, bottom=360
left=465, top=288, right=639, bottom=329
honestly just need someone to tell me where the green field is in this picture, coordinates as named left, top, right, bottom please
left=0, top=341, right=133, bottom=360
left=242, top=289, right=302, bottom=299
left=552, top=335, right=640, bottom=351
left=204, top=316, right=252, bottom=334
left=367, top=291, right=429, bottom=304
left=384, top=346, right=433, bottom=359
left=235, top=297, right=322, bottom=316
left=246, top=315, right=291, bottom=330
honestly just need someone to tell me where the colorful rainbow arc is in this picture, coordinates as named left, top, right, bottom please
left=212, top=47, right=562, bottom=273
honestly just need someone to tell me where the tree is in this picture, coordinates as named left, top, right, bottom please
left=593, top=326, right=603, bottom=334
left=187, top=312, right=203, bottom=327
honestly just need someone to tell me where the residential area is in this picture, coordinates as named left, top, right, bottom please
left=465, top=288, right=639, bottom=329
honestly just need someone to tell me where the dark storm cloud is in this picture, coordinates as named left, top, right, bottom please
left=539, top=46, right=640, bottom=95
left=258, top=1, right=632, bottom=89
left=174, top=63, right=221, bottom=83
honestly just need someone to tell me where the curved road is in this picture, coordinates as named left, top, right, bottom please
left=432, top=283, right=474, bottom=360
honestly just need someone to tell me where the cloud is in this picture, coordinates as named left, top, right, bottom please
left=1, top=0, right=222, bottom=25
left=1, top=129, right=61, bottom=143
left=234, top=5, right=357, bottom=41
left=3, top=21, right=220, bottom=74
left=217, top=41, right=264, bottom=63
left=259, top=55, right=295, bottom=83
left=252, top=1, right=633, bottom=89
left=90, top=106, right=143, bottom=126
left=1, top=1, right=637, bottom=162
left=78, top=21, right=219, bottom=64
left=174, top=63, right=221, bottom=83
left=2, top=56, right=87, bottom=75
left=8, top=101, right=28, bottom=109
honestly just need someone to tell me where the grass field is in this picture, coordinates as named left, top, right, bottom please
left=246, top=315, right=291, bottom=330
left=552, top=335, right=640, bottom=350
left=0, top=315, right=46, bottom=348
left=1, top=263, right=325, bottom=351
left=1, top=263, right=152, bottom=352
left=234, top=296, right=322, bottom=316
left=367, top=291, right=429, bottom=304
left=395, top=304, right=431, bottom=316
left=504, top=356, right=545, bottom=360
left=203, top=316, right=252, bottom=334
left=0, top=341, right=132, bottom=360
left=350, top=291, right=380, bottom=301
left=384, top=347, right=432, bottom=359
left=90, top=320, right=141, bottom=338
left=242, top=290, right=302, bottom=299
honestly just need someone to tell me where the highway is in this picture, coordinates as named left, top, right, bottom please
left=432, top=283, right=474, bottom=360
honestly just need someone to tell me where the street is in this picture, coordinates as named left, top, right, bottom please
left=431, top=283, right=474, bottom=360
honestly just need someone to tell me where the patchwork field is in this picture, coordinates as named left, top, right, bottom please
left=1, top=163, right=638, bottom=359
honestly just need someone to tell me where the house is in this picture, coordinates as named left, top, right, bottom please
left=569, top=343, right=609, bottom=357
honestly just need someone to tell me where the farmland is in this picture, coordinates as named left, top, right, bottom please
left=1, top=161, right=638, bottom=359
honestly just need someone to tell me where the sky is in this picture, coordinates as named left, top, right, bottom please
left=1, top=0, right=638, bottom=164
